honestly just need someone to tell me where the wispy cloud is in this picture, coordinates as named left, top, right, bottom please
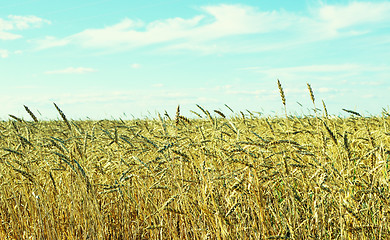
left=225, top=89, right=268, bottom=96
left=241, top=64, right=389, bottom=83
left=317, top=87, right=338, bottom=93
left=35, top=4, right=288, bottom=50
left=152, top=83, right=164, bottom=88
left=317, top=2, right=390, bottom=34
left=34, top=36, right=70, bottom=50
left=131, top=63, right=141, bottom=69
left=7, top=15, right=51, bottom=29
left=34, top=2, right=390, bottom=53
left=236, top=63, right=389, bottom=102
left=0, top=31, right=21, bottom=40
left=45, top=67, right=97, bottom=74
left=0, top=15, right=50, bottom=40
left=241, top=64, right=389, bottom=74
left=0, top=49, right=9, bottom=58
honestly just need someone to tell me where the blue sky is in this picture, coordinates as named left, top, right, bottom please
left=1, top=0, right=390, bottom=120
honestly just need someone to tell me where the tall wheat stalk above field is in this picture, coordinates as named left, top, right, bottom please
left=307, top=83, right=316, bottom=117
left=53, top=102, right=72, bottom=130
left=307, top=83, right=321, bottom=134
left=322, top=100, right=329, bottom=118
left=277, top=79, right=289, bottom=131
left=24, top=105, right=39, bottom=123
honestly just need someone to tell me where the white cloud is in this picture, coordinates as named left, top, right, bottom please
left=45, top=67, right=97, bottom=74
left=0, top=31, right=21, bottom=40
left=359, top=81, right=385, bottom=86
left=225, top=89, right=268, bottom=96
left=36, top=5, right=288, bottom=50
left=246, top=64, right=389, bottom=76
left=152, top=83, right=164, bottom=88
left=362, top=94, right=375, bottom=99
left=7, top=15, right=51, bottom=29
left=34, top=36, right=70, bottom=50
left=131, top=63, right=141, bottom=69
left=317, top=87, right=337, bottom=93
left=34, top=2, right=390, bottom=53
left=0, top=18, right=13, bottom=30
left=0, top=49, right=9, bottom=58
left=162, top=42, right=222, bottom=55
left=318, top=2, right=390, bottom=33
left=69, top=16, right=204, bottom=49
left=0, top=15, right=50, bottom=40
left=238, top=63, right=389, bottom=99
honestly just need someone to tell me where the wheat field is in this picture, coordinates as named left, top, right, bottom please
left=1, top=84, right=390, bottom=239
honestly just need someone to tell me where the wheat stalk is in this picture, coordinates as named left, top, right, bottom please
left=53, top=102, right=72, bottom=130
left=323, top=121, right=337, bottom=145
left=178, top=115, right=191, bottom=125
left=342, top=109, right=362, bottom=117
left=307, top=83, right=317, bottom=115
left=224, top=104, right=234, bottom=113
left=214, top=110, right=226, bottom=118
left=175, top=105, right=180, bottom=126
left=9, top=114, right=23, bottom=123
left=277, top=79, right=289, bottom=132
left=277, top=79, right=286, bottom=108
left=23, top=105, right=38, bottom=122
left=322, top=100, right=329, bottom=118
left=307, top=83, right=315, bottom=104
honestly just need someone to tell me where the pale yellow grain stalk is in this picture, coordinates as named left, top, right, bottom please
left=277, top=79, right=289, bottom=131
left=307, top=83, right=320, bottom=134
left=322, top=100, right=329, bottom=118
left=307, top=83, right=317, bottom=117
